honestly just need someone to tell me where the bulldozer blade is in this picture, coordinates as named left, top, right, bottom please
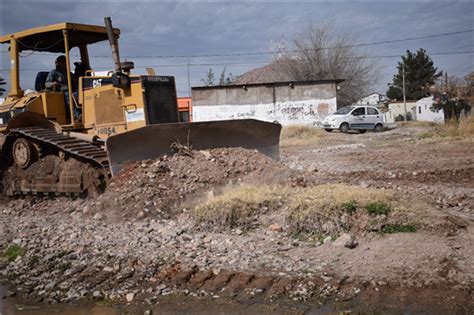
left=106, top=119, right=281, bottom=175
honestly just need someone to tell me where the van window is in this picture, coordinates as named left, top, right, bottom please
left=352, top=107, right=365, bottom=116
left=367, top=107, right=378, bottom=115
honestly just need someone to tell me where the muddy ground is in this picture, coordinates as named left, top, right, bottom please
left=0, top=124, right=473, bottom=314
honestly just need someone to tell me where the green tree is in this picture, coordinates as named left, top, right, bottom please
left=0, top=76, right=6, bottom=96
left=386, top=49, right=442, bottom=100
left=218, top=67, right=227, bottom=85
left=201, top=68, right=215, bottom=86
left=204, top=67, right=238, bottom=86
left=432, top=95, right=471, bottom=121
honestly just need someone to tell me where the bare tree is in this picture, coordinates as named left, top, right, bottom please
left=273, top=21, right=379, bottom=106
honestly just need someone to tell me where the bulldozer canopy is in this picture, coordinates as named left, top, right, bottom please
left=0, top=22, right=120, bottom=53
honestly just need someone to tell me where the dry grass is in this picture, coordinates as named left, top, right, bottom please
left=433, top=115, right=474, bottom=139
left=193, top=184, right=402, bottom=236
left=280, top=125, right=325, bottom=147
left=398, top=121, right=436, bottom=128
left=285, top=185, right=395, bottom=235
left=192, top=186, right=283, bottom=231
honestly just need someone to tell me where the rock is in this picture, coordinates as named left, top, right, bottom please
left=269, top=223, right=283, bottom=232
left=333, top=233, right=358, bottom=249
left=200, top=150, right=211, bottom=159
left=82, top=206, right=90, bottom=214
left=93, top=291, right=102, bottom=298
left=321, top=275, right=333, bottom=282
left=93, top=213, right=103, bottom=221
left=125, top=292, right=135, bottom=303
left=235, top=229, right=243, bottom=235
left=323, top=236, right=332, bottom=244
left=103, top=266, right=114, bottom=272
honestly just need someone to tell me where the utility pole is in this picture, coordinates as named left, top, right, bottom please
left=187, top=59, right=191, bottom=97
left=445, top=72, right=448, bottom=93
left=402, top=63, right=407, bottom=121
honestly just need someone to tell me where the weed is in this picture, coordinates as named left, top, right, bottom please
left=3, top=245, right=25, bottom=262
left=341, top=200, right=358, bottom=214
left=366, top=202, right=391, bottom=216
left=55, top=250, right=69, bottom=259
left=28, top=255, right=40, bottom=267
left=156, top=256, right=166, bottom=266
left=381, top=223, right=417, bottom=233
left=57, top=262, right=72, bottom=272
left=418, top=131, right=433, bottom=139
left=7, top=272, right=18, bottom=280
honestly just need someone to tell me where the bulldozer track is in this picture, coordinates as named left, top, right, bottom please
left=1, top=127, right=110, bottom=196
left=9, top=127, right=110, bottom=169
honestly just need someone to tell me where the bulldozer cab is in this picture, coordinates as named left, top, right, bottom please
left=0, top=22, right=182, bottom=138
left=0, top=23, right=121, bottom=129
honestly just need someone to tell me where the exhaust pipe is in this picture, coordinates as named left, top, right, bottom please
left=104, top=17, right=130, bottom=89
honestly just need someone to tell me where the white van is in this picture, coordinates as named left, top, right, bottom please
left=322, top=106, right=384, bottom=133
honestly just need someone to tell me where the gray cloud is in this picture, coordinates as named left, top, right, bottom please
left=1, top=1, right=473, bottom=96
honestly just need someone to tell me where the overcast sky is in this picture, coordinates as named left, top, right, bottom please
left=1, top=0, right=473, bottom=97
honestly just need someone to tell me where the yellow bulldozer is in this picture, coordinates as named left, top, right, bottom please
left=0, top=17, right=281, bottom=196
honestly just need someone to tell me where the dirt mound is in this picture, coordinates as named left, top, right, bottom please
left=88, top=148, right=300, bottom=219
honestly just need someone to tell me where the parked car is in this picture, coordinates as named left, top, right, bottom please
left=322, top=106, right=384, bottom=133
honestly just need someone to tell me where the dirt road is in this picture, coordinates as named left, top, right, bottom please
left=1, top=124, right=473, bottom=314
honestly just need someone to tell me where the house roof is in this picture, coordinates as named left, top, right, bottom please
left=234, top=63, right=289, bottom=85
left=192, top=79, right=345, bottom=91
left=0, top=22, right=120, bottom=53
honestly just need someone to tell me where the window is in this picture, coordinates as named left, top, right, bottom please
left=179, top=111, right=190, bottom=122
left=419, top=106, right=421, bottom=114
left=367, top=107, right=379, bottom=115
left=352, top=107, right=365, bottom=116
left=334, top=106, right=354, bottom=115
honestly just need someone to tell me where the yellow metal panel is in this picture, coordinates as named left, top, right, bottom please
left=94, top=89, right=125, bottom=125
left=0, top=22, right=120, bottom=43
left=122, top=79, right=147, bottom=131
left=40, top=93, right=67, bottom=125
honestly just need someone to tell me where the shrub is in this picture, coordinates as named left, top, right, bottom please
left=3, top=245, right=25, bottom=262
left=341, top=200, right=358, bottom=214
left=381, top=223, right=417, bottom=233
left=366, top=202, right=391, bottom=215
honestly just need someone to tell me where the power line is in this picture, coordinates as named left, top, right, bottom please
left=1, top=29, right=473, bottom=60
left=1, top=50, right=473, bottom=72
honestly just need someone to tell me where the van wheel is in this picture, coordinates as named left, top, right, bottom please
left=325, top=129, right=333, bottom=132
left=359, top=129, right=367, bottom=134
left=374, top=124, right=383, bottom=133
left=339, top=123, right=349, bottom=133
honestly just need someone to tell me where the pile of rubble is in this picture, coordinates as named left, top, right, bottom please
left=86, top=147, right=297, bottom=219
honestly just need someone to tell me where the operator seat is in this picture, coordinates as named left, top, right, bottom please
left=34, top=71, right=49, bottom=92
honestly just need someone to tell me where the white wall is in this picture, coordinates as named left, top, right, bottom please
left=355, top=93, right=386, bottom=106
left=415, top=96, right=444, bottom=123
left=192, top=97, right=337, bottom=126
left=384, top=102, right=417, bottom=123
left=192, top=82, right=338, bottom=126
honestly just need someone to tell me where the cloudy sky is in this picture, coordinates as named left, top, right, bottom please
left=1, top=0, right=473, bottom=97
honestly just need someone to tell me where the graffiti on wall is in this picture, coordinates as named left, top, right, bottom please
left=192, top=98, right=337, bottom=126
